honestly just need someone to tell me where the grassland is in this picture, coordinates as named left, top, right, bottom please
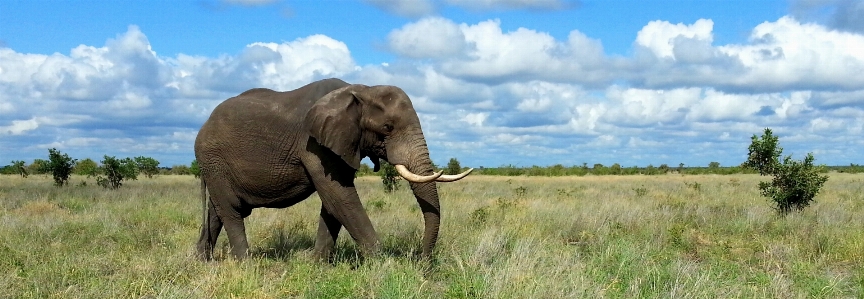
left=1, top=173, right=863, bottom=298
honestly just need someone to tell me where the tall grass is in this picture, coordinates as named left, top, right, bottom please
left=1, top=174, right=863, bottom=298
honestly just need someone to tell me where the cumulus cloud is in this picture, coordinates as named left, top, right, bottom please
left=0, top=118, right=39, bottom=135
left=636, top=19, right=715, bottom=60
left=386, top=18, right=610, bottom=85
left=387, top=17, right=467, bottom=59
left=792, top=0, right=864, bottom=33
left=5, top=14, right=864, bottom=168
left=0, top=26, right=356, bottom=164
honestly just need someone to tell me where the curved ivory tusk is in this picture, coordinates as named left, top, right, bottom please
left=436, top=168, right=474, bottom=182
left=395, top=164, right=443, bottom=183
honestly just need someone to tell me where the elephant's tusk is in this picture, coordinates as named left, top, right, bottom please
left=395, top=165, right=443, bottom=183
left=436, top=168, right=474, bottom=182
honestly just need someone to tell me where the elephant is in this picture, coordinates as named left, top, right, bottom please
left=194, top=78, right=472, bottom=261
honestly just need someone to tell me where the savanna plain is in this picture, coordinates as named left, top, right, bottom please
left=2, top=173, right=864, bottom=298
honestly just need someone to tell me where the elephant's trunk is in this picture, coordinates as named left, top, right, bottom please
left=387, top=129, right=441, bottom=258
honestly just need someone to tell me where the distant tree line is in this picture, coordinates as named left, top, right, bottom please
left=0, top=149, right=200, bottom=188
left=4, top=153, right=861, bottom=180
left=354, top=159, right=863, bottom=177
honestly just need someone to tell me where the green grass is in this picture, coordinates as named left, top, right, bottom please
left=1, top=174, right=863, bottom=298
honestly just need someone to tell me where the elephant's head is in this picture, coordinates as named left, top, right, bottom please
left=304, top=84, right=472, bottom=257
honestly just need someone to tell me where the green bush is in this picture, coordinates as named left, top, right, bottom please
left=28, top=159, right=49, bottom=175
left=134, top=156, right=160, bottom=178
left=74, top=158, right=98, bottom=176
left=380, top=161, right=399, bottom=193
left=745, top=128, right=828, bottom=215
left=446, top=158, right=462, bottom=175
left=96, top=156, right=139, bottom=189
left=170, top=164, right=191, bottom=175
left=46, top=148, right=76, bottom=187
left=190, top=159, right=200, bottom=178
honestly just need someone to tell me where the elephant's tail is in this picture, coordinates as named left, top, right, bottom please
left=200, top=177, right=208, bottom=235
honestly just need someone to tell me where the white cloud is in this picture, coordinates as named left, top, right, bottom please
left=627, top=137, right=664, bottom=148
left=0, top=102, right=13, bottom=114
left=602, top=87, right=700, bottom=126
left=388, top=17, right=467, bottom=59
left=636, top=19, right=714, bottom=60
left=0, top=118, right=39, bottom=135
left=248, top=35, right=356, bottom=90
left=461, top=112, right=488, bottom=126
left=717, top=16, right=864, bottom=90
left=5, top=15, right=864, bottom=168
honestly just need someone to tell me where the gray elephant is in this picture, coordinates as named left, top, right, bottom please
left=194, top=78, right=472, bottom=260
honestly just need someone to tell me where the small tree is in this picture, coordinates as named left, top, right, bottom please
left=658, top=164, right=670, bottom=174
left=645, top=164, right=657, bottom=175
left=745, top=128, right=828, bottom=215
left=29, top=159, right=49, bottom=175
left=74, top=158, right=98, bottom=177
left=45, top=148, right=76, bottom=186
left=170, top=164, right=191, bottom=175
left=380, top=161, right=400, bottom=193
left=355, top=163, right=373, bottom=177
left=11, top=160, right=28, bottom=177
left=745, top=129, right=782, bottom=176
left=96, top=156, right=139, bottom=189
left=134, top=156, right=160, bottom=178
left=610, top=163, right=622, bottom=175
left=190, top=159, right=201, bottom=178
left=446, top=158, right=462, bottom=175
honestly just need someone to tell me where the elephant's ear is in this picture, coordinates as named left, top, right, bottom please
left=304, top=87, right=363, bottom=169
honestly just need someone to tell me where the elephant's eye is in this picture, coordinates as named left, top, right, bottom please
left=383, top=124, right=394, bottom=132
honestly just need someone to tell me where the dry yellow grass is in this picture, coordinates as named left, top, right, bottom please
left=1, top=173, right=862, bottom=298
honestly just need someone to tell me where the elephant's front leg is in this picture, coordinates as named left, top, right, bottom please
left=315, top=186, right=380, bottom=256
left=303, top=143, right=381, bottom=257
left=314, top=205, right=342, bottom=261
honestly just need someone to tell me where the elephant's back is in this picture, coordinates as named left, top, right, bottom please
left=194, top=79, right=351, bottom=200
left=195, top=92, right=305, bottom=183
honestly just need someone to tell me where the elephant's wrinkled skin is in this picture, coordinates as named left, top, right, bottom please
left=194, top=78, right=470, bottom=260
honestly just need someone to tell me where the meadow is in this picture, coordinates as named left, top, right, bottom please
left=1, top=173, right=863, bottom=298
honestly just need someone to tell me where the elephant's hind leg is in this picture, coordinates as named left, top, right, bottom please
left=206, top=180, right=251, bottom=260
left=196, top=199, right=223, bottom=260
left=314, top=205, right=343, bottom=261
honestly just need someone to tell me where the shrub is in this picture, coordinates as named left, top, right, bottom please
left=74, top=158, right=98, bottom=176
left=134, top=156, right=160, bottom=178
left=758, top=154, right=829, bottom=215
left=355, top=163, right=373, bottom=177
left=170, top=164, right=191, bottom=175
left=45, top=148, right=76, bottom=187
left=28, top=159, right=49, bottom=175
left=610, top=163, right=622, bottom=175
left=380, top=161, right=400, bottom=193
left=446, top=158, right=462, bottom=175
left=745, top=128, right=828, bottom=215
left=96, top=156, right=139, bottom=189
left=190, top=159, right=201, bottom=178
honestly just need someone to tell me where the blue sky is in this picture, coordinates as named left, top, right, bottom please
left=2, top=0, right=864, bottom=168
